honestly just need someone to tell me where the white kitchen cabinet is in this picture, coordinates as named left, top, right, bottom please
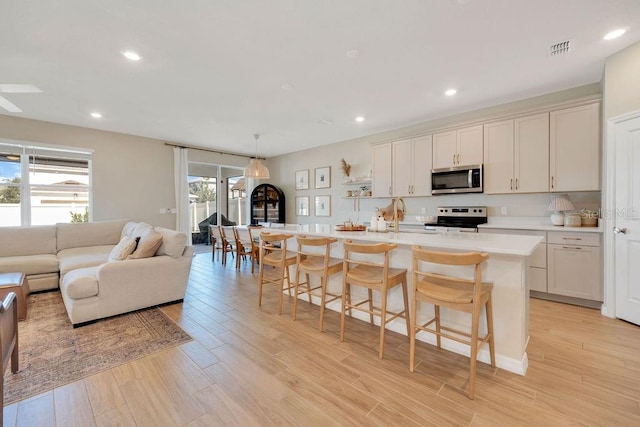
left=549, top=102, right=600, bottom=192
left=484, top=114, right=549, bottom=194
left=433, top=125, right=483, bottom=168
left=372, top=143, right=392, bottom=198
left=392, top=135, right=433, bottom=197
left=548, top=231, right=602, bottom=301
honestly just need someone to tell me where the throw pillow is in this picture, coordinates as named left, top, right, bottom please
left=128, top=228, right=163, bottom=259
left=108, top=236, right=137, bottom=262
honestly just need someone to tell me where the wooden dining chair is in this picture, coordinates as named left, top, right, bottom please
left=410, top=246, right=495, bottom=399
left=219, top=226, right=237, bottom=266
left=0, top=292, right=19, bottom=423
left=258, top=231, right=297, bottom=314
left=292, top=235, right=342, bottom=331
left=234, top=227, right=259, bottom=272
left=209, top=225, right=224, bottom=263
left=341, top=240, right=410, bottom=359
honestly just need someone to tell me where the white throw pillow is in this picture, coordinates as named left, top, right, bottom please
left=128, top=228, right=163, bottom=259
left=108, top=236, right=137, bottom=262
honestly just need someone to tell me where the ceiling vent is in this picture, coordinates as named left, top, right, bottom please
left=549, top=39, right=574, bottom=57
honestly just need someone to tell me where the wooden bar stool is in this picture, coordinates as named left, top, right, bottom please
left=410, top=246, right=495, bottom=400
left=292, top=235, right=343, bottom=332
left=258, top=231, right=297, bottom=314
left=340, top=240, right=410, bottom=359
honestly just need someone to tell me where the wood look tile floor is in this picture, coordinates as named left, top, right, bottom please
left=4, top=251, right=640, bottom=426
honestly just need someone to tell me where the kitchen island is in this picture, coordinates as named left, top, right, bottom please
left=265, top=224, right=542, bottom=375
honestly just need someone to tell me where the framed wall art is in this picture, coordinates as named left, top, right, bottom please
left=295, top=169, right=309, bottom=190
left=296, top=196, right=309, bottom=216
left=314, top=195, right=331, bottom=217
left=315, top=166, right=331, bottom=189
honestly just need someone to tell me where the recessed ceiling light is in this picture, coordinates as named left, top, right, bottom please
left=604, top=28, right=626, bottom=40
left=122, top=50, right=142, bottom=61
left=355, top=116, right=365, bottom=123
left=445, top=88, right=457, bottom=96
left=346, top=49, right=360, bottom=59
left=281, top=83, right=294, bottom=90
left=90, top=112, right=102, bottom=118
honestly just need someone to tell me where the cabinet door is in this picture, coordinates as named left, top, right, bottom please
left=550, top=103, right=600, bottom=192
left=483, top=120, right=514, bottom=194
left=411, top=135, right=433, bottom=196
left=372, top=143, right=392, bottom=198
left=528, top=267, right=547, bottom=292
left=515, top=113, right=549, bottom=193
left=432, top=130, right=457, bottom=169
left=548, top=244, right=602, bottom=300
left=392, top=139, right=412, bottom=197
left=457, top=124, right=484, bottom=166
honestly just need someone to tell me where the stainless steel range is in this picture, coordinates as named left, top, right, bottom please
left=424, top=206, right=487, bottom=233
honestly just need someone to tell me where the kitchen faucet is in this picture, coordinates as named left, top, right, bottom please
left=392, top=197, right=406, bottom=233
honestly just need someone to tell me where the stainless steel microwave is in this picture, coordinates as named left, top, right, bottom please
left=431, top=165, right=483, bottom=195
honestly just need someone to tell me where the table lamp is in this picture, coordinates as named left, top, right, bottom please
left=547, top=194, right=575, bottom=226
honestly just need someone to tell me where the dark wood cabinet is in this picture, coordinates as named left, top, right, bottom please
left=250, top=184, right=285, bottom=225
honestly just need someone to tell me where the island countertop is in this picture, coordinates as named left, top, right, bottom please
left=267, top=223, right=542, bottom=257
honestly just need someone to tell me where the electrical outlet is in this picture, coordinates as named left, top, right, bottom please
left=501, top=207, right=508, bottom=215
left=159, top=208, right=167, bottom=214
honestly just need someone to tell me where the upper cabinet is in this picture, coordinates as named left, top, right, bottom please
left=549, top=103, right=601, bottom=192
left=372, top=143, right=392, bottom=198
left=484, top=113, right=549, bottom=194
left=433, top=124, right=483, bottom=169
left=392, top=135, right=433, bottom=197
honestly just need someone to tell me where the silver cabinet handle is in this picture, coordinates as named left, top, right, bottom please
left=551, top=176, right=554, bottom=189
left=453, top=154, right=456, bottom=165
left=562, top=237, right=582, bottom=240
left=614, top=227, right=627, bottom=234
left=457, top=153, right=460, bottom=165
left=515, top=178, right=518, bottom=190
left=510, top=178, right=513, bottom=190
left=562, top=246, right=582, bottom=250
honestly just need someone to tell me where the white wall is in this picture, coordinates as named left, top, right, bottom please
left=604, top=41, right=640, bottom=120
left=266, top=84, right=602, bottom=225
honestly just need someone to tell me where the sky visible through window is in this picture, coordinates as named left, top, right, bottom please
left=0, top=162, right=20, bottom=180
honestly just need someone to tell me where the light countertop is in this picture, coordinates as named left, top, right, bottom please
left=265, top=224, right=542, bottom=256
left=478, top=218, right=603, bottom=233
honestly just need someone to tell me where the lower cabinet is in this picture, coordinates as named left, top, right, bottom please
left=479, top=228, right=602, bottom=305
left=547, top=231, right=602, bottom=301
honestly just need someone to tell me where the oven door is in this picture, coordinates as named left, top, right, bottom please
left=431, top=165, right=483, bottom=194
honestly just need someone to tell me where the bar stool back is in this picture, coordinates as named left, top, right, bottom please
left=258, top=231, right=297, bottom=314
left=410, top=246, right=494, bottom=399
left=341, top=240, right=410, bottom=359
left=292, top=235, right=342, bottom=331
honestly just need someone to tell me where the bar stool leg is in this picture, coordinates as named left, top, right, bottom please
left=258, top=261, right=265, bottom=307
left=292, top=266, right=301, bottom=320
left=368, top=289, right=374, bottom=325
left=278, top=265, right=286, bottom=315
left=319, top=275, right=327, bottom=332
left=340, top=276, right=348, bottom=342
left=435, top=305, right=442, bottom=348
left=306, top=273, right=312, bottom=303
left=379, top=288, right=387, bottom=359
left=469, top=304, right=482, bottom=399
left=401, top=279, right=410, bottom=335
left=486, top=297, right=496, bottom=367
left=409, top=291, right=418, bottom=372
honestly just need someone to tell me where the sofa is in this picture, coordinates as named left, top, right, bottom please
left=0, top=219, right=193, bottom=325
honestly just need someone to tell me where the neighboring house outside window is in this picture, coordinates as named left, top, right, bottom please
left=0, top=141, right=93, bottom=226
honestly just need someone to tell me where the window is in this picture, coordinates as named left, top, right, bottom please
left=0, top=141, right=92, bottom=226
left=227, top=176, right=245, bottom=225
left=188, top=176, right=216, bottom=233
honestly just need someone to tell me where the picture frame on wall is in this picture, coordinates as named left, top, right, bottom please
left=295, top=169, right=309, bottom=190
left=314, top=195, right=331, bottom=217
left=315, top=166, right=331, bottom=189
left=296, top=196, right=309, bottom=216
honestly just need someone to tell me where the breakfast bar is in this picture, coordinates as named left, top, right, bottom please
left=266, top=224, right=542, bottom=375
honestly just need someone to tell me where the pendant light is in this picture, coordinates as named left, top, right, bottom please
left=243, top=133, right=270, bottom=179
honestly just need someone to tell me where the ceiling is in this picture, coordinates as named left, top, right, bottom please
left=1, top=0, right=639, bottom=158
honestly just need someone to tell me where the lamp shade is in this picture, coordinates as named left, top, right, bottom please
left=547, top=194, right=575, bottom=212
left=243, top=159, right=270, bottom=179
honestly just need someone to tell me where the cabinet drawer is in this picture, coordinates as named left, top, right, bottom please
left=547, top=231, right=600, bottom=246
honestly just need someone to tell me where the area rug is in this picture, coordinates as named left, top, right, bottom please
left=3, top=291, right=191, bottom=405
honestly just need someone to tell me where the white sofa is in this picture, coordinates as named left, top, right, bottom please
left=0, top=219, right=193, bottom=325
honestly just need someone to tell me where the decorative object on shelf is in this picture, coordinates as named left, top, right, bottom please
left=296, top=196, right=309, bottom=216
left=580, top=209, right=599, bottom=227
left=563, top=212, right=582, bottom=227
left=295, top=169, right=309, bottom=190
left=315, top=166, right=331, bottom=189
left=340, top=158, right=351, bottom=180
left=314, top=195, right=331, bottom=216
left=243, top=133, right=270, bottom=179
left=547, top=194, right=575, bottom=226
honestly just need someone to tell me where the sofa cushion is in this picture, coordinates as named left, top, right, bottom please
left=0, top=254, right=59, bottom=276
left=56, top=219, right=129, bottom=251
left=57, top=245, right=113, bottom=277
left=155, top=227, right=187, bottom=258
left=61, top=267, right=99, bottom=300
left=0, top=225, right=57, bottom=257
left=108, top=236, right=137, bottom=262
left=128, top=228, right=162, bottom=259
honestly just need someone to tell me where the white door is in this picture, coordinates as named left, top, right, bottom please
left=615, top=115, right=640, bottom=325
